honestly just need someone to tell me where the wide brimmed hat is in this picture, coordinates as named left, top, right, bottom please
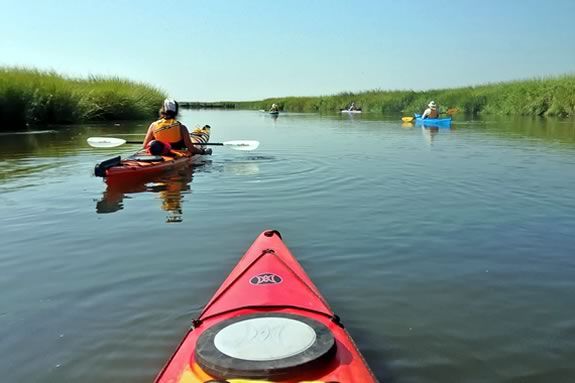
left=428, top=101, right=437, bottom=108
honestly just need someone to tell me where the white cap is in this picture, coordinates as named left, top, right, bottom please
left=163, top=99, right=178, bottom=113
left=428, top=101, right=437, bottom=108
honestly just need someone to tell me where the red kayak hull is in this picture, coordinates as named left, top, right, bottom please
left=154, top=230, right=377, bottom=382
left=102, top=150, right=203, bottom=185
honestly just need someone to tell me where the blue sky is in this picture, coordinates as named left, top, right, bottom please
left=1, top=0, right=574, bottom=101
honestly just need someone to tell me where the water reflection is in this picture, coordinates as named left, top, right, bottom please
left=421, top=126, right=440, bottom=145
left=0, top=130, right=57, bottom=136
left=95, top=159, right=260, bottom=222
left=340, top=112, right=362, bottom=121
left=96, top=168, right=195, bottom=223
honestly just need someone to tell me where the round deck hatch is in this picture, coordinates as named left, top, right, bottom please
left=195, top=313, right=336, bottom=379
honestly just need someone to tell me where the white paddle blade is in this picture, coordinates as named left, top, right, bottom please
left=223, top=140, right=260, bottom=151
left=87, top=137, right=127, bottom=148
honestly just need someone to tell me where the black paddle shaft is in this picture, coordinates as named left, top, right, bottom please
left=125, top=141, right=223, bottom=146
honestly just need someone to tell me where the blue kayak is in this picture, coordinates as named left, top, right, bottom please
left=414, top=114, right=452, bottom=127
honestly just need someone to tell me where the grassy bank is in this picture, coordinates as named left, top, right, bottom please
left=235, top=75, right=575, bottom=117
left=0, top=67, right=166, bottom=129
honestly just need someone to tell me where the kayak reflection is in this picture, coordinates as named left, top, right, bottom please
left=420, top=124, right=457, bottom=146
left=96, top=167, right=196, bottom=223
left=421, top=126, right=440, bottom=146
left=401, top=122, right=414, bottom=129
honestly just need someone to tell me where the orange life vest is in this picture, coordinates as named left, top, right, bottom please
left=428, top=108, right=439, bottom=118
left=152, top=118, right=183, bottom=143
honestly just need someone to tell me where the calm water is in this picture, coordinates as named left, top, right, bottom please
left=1, top=110, right=575, bottom=383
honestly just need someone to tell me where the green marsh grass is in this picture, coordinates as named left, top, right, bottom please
left=0, top=67, right=166, bottom=129
left=236, top=75, right=575, bottom=117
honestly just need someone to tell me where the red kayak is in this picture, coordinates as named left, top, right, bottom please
left=94, top=127, right=210, bottom=185
left=154, top=230, right=377, bottom=382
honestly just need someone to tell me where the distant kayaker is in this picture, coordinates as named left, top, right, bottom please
left=270, top=103, right=279, bottom=112
left=421, top=101, right=439, bottom=119
left=143, top=99, right=210, bottom=156
left=348, top=102, right=357, bottom=111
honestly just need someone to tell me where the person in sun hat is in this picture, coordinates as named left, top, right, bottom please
left=270, top=103, right=279, bottom=112
left=143, top=99, right=211, bottom=156
left=421, top=101, right=439, bottom=119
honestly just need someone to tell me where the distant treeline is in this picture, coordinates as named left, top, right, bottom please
left=235, top=75, right=575, bottom=117
left=0, top=67, right=166, bottom=129
left=179, top=101, right=236, bottom=109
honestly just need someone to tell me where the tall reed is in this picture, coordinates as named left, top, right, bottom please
left=0, top=67, right=166, bottom=129
left=235, top=75, right=575, bottom=117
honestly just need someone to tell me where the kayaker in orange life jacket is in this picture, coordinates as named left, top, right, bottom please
left=143, top=99, right=208, bottom=156
left=421, top=100, right=439, bottom=119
